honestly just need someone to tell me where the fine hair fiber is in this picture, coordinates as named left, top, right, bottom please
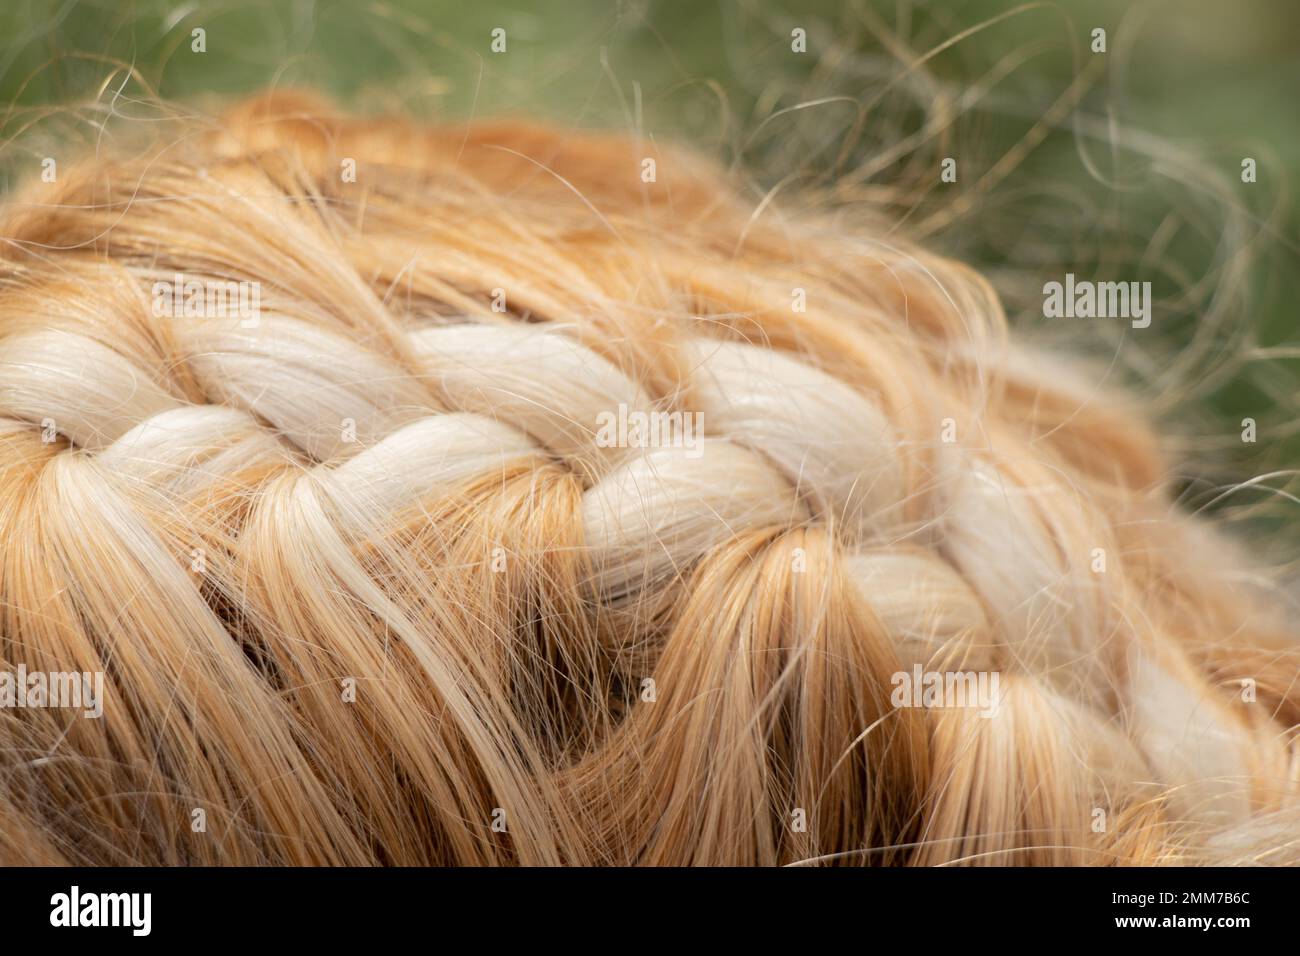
left=0, top=89, right=1297, bottom=866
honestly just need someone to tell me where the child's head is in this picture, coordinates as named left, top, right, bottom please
left=0, top=90, right=1296, bottom=864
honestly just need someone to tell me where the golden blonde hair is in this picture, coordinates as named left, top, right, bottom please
left=0, top=90, right=1296, bottom=865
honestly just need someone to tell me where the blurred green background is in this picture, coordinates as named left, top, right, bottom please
left=1, top=0, right=1297, bottom=546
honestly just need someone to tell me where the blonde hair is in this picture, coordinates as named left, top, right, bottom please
left=0, top=90, right=1296, bottom=865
